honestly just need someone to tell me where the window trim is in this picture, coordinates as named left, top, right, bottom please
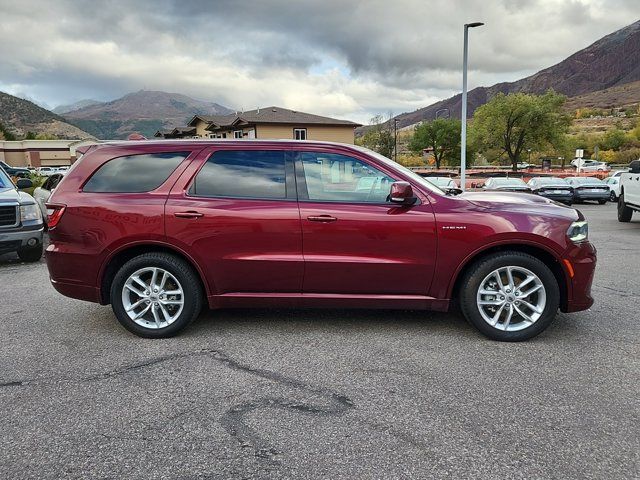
left=185, top=149, right=296, bottom=201
left=293, top=151, right=415, bottom=205
left=293, top=128, right=307, bottom=141
left=233, top=130, right=244, bottom=139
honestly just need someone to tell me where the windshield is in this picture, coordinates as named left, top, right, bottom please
left=0, top=167, right=13, bottom=189
left=352, top=145, right=446, bottom=195
left=493, top=178, right=526, bottom=186
left=537, top=178, right=568, bottom=186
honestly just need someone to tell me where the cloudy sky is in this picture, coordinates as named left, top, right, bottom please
left=0, top=0, right=638, bottom=123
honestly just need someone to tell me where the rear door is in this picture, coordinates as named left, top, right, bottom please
left=165, top=147, right=303, bottom=295
left=295, top=149, right=437, bottom=295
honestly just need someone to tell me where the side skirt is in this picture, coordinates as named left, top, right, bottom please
left=207, top=292, right=449, bottom=311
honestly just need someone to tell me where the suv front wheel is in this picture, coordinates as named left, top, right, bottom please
left=110, top=252, right=203, bottom=338
left=460, top=252, right=560, bottom=341
left=618, top=192, right=633, bottom=222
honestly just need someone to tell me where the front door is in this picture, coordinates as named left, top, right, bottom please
left=166, top=147, right=303, bottom=295
left=295, top=150, right=437, bottom=295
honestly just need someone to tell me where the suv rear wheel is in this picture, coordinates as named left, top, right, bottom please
left=459, top=252, right=560, bottom=341
left=17, top=244, right=43, bottom=262
left=110, top=252, right=203, bottom=338
left=618, top=192, right=633, bottom=222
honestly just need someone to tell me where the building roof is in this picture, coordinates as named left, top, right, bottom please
left=187, top=107, right=361, bottom=130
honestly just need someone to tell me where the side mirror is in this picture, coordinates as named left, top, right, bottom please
left=16, top=178, right=33, bottom=190
left=389, top=181, right=416, bottom=205
left=629, top=160, right=640, bottom=174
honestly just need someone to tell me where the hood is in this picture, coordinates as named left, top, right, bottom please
left=459, top=191, right=579, bottom=220
left=0, top=186, right=19, bottom=203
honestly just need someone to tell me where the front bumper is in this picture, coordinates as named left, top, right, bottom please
left=562, top=241, right=597, bottom=313
left=0, top=225, right=44, bottom=254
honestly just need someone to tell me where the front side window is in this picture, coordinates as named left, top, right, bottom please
left=83, top=152, right=189, bottom=193
left=234, top=130, right=243, bottom=139
left=191, top=150, right=286, bottom=199
left=294, top=128, right=307, bottom=140
left=299, top=152, right=395, bottom=203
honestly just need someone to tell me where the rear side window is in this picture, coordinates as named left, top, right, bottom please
left=83, top=152, right=189, bottom=193
left=190, top=150, right=286, bottom=199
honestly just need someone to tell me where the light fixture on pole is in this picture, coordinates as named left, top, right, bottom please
left=460, top=21, right=484, bottom=191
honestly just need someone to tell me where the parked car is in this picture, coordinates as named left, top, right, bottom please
left=33, top=173, right=65, bottom=222
left=516, top=162, right=535, bottom=170
left=483, top=177, right=532, bottom=192
left=604, top=176, right=621, bottom=202
left=565, top=177, right=610, bottom=204
left=570, top=159, right=611, bottom=172
left=36, top=167, right=59, bottom=177
left=425, top=177, right=458, bottom=189
left=45, top=140, right=596, bottom=342
left=617, top=159, right=640, bottom=222
left=0, top=161, right=30, bottom=178
left=0, top=167, right=44, bottom=261
left=527, top=177, right=574, bottom=205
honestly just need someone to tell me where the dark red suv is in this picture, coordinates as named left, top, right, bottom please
left=45, top=140, right=596, bottom=341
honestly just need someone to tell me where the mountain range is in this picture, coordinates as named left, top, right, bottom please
left=61, top=90, right=233, bottom=139
left=389, top=19, right=640, bottom=129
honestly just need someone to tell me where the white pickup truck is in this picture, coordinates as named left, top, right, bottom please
left=618, top=160, right=640, bottom=222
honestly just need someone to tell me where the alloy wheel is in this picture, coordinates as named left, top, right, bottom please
left=476, top=266, right=547, bottom=332
left=121, top=267, right=184, bottom=329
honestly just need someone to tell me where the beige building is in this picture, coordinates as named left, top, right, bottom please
left=0, top=139, right=97, bottom=167
left=156, top=106, right=361, bottom=144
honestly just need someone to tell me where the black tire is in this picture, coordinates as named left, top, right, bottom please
left=17, top=244, right=43, bottom=262
left=618, top=193, right=633, bottom=223
left=110, top=252, right=204, bottom=338
left=609, top=191, right=617, bottom=202
left=459, top=252, right=560, bottom=342
left=598, top=199, right=607, bottom=205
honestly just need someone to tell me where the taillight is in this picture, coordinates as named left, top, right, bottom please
left=45, top=203, right=66, bottom=229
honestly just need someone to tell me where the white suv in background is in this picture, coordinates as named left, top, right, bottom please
left=618, top=160, right=640, bottom=222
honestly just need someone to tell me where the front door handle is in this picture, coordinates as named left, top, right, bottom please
left=174, top=211, right=204, bottom=219
left=307, top=215, right=337, bottom=223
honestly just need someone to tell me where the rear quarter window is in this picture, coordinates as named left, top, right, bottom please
left=83, top=152, right=189, bottom=193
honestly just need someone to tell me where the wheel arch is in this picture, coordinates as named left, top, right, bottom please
left=98, top=242, right=210, bottom=305
left=450, top=243, right=569, bottom=312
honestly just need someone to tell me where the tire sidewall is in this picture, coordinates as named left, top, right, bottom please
left=460, top=253, right=560, bottom=342
left=110, top=253, right=202, bottom=338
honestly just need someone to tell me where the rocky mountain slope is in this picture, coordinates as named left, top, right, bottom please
left=63, top=90, right=233, bottom=139
left=388, top=19, right=640, bottom=130
left=0, top=91, right=93, bottom=139
left=52, top=99, right=103, bottom=115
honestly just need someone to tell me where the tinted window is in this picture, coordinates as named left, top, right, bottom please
left=300, top=152, right=395, bottom=203
left=84, top=152, right=189, bottom=193
left=191, top=150, right=286, bottom=199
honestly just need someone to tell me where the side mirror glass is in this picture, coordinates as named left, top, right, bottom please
left=629, top=160, right=640, bottom=174
left=16, top=178, right=33, bottom=190
left=389, top=181, right=416, bottom=205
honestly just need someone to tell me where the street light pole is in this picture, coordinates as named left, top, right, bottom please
left=460, top=21, right=483, bottom=191
left=394, top=119, right=399, bottom=162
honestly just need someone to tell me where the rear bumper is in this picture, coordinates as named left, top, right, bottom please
left=562, top=241, right=597, bottom=313
left=50, top=278, right=102, bottom=303
left=0, top=225, right=43, bottom=254
left=573, top=191, right=609, bottom=201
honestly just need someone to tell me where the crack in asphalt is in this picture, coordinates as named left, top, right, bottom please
left=593, top=285, right=640, bottom=298
left=2, top=348, right=355, bottom=464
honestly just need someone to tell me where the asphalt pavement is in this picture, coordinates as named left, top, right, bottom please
left=0, top=202, right=638, bottom=479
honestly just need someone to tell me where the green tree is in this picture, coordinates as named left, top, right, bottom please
left=25, top=131, right=36, bottom=140
left=358, top=114, right=395, bottom=158
left=408, top=119, right=461, bottom=169
left=471, top=90, right=570, bottom=171
left=601, top=128, right=627, bottom=151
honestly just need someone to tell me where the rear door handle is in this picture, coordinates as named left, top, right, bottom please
left=307, top=215, right=337, bottom=223
left=174, top=211, right=204, bottom=219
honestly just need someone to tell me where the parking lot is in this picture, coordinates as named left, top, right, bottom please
left=0, top=202, right=638, bottom=479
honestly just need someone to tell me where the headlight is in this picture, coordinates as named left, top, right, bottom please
left=20, top=203, right=42, bottom=222
left=567, top=221, right=588, bottom=243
